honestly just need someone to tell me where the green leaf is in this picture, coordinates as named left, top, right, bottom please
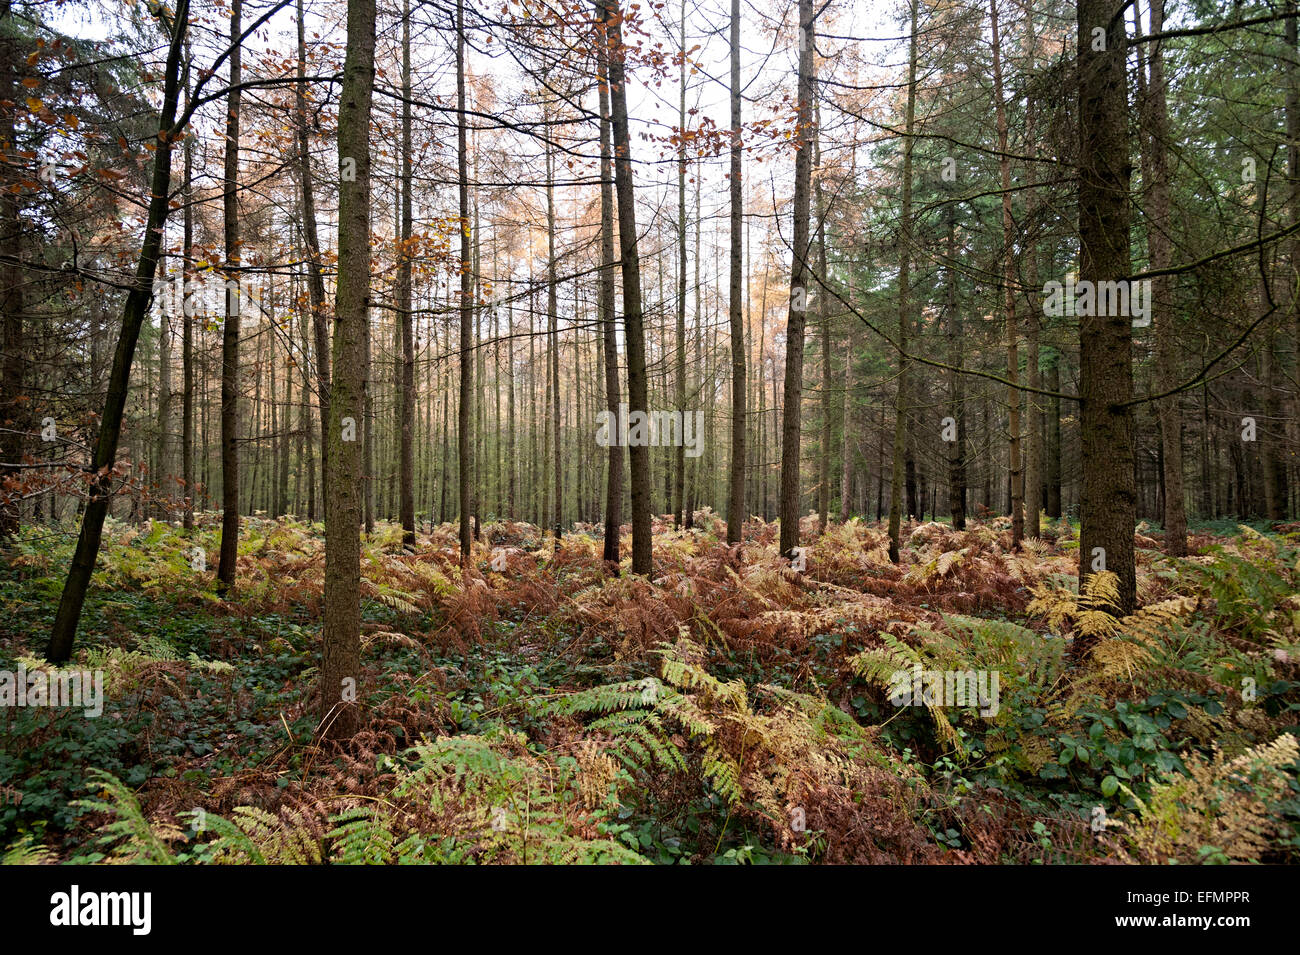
left=1101, top=775, right=1119, bottom=798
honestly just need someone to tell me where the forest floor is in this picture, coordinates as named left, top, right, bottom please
left=2, top=511, right=1298, bottom=864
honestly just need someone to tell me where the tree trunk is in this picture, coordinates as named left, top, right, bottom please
left=1137, top=0, right=1187, bottom=553
left=47, top=1, right=189, bottom=661
left=1077, top=0, right=1138, bottom=618
left=945, top=208, right=966, bottom=530
left=181, top=54, right=195, bottom=530
left=320, top=0, right=375, bottom=738
left=456, top=0, right=473, bottom=565
left=989, top=0, right=1023, bottom=548
left=398, top=0, right=415, bottom=545
left=216, top=0, right=243, bottom=594
left=0, top=0, right=23, bottom=539
left=726, top=0, right=746, bottom=544
left=296, top=0, right=330, bottom=508
left=597, top=14, right=622, bottom=567
left=888, top=0, right=919, bottom=563
left=778, top=0, right=815, bottom=561
left=604, top=0, right=652, bottom=575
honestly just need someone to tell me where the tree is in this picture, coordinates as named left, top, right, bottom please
left=216, top=0, right=243, bottom=595
left=726, top=0, right=745, bottom=545
left=597, top=5, right=621, bottom=568
left=887, top=0, right=919, bottom=564
left=456, top=0, right=474, bottom=565
left=296, top=0, right=331, bottom=513
left=989, top=0, right=1023, bottom=549
left=777, top=0, right=815, bottom=562
left=0, top=0, right=24, bottom=540
left=47, top=0, right=190, bottom=662
left=603, top=0, right=651, bottom=576
left=1076, top=0, right=1137, bottom=618
left=398, top=0, right=415, bottom=546
left=320, top=0, right=376, bottom=738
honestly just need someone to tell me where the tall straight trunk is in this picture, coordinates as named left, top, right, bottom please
left=362, top=304, right=373, bottom=534
left=727, top=0, right=746, bottom=545
left=456, top=0, right=473, bottom=564
left=1284, top=0, right=1294, bottom=522
left=839, top=333, right=853, bottom=520
left=1022, top=1, right=1042, bottom=538
left=181, top=54, right=195, bottom=529
left=1288, top=1, right=1299, bottom=521
left=216, top=0, right=243, bottom=593
left=156, top=262, right=172, bottom=517
left=603, top=0, right=651, bottom=575
left=1136, top=0, right=1186, bottom=552
left=673, top=0, right=687, bottom=529
left=47, top=1, right=189, bottom=661
left=814, top=109, right=831, bottom=536
left=888, top=0, right=919, bottom=563
left=507, top=302, right=516, bottom=519
left=597, top=27, right=622, bottom=566
left=275, top=280, right=290, bottom=516
left=0, top=0, right=23, bottom=539
left=1077, top=0, right=1137, bottom=617
left=321, top=0, right=375, bottom=738
left=989, top=0, right=1023, bottom=548
left=398, top=0, right=415, bottom=544
left=1046, top=348, right=1062, bottom=517
left=546, top=141, right=561, bottom=540
left=778, top=0, right=815, bottom=560
left=945, top=208, right=966, bottom=529
left=296, top=0, right=330, bottom=506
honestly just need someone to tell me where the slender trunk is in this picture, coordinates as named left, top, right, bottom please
left=181, top=55, right=194, bottom=529
left=604, top=0, right=651, bottom=574
left=216, top=0, right=242, bottom=592
left=456, top=0, right=473, bottom=564
left=815, top=106, right=831, bottom=536
left=47, top=2, right=189, bottom=660
left=296, top=0, right=330, bottom=506
left=778, top=0, right=815, bottom=560
left=1136, top=0, right=1187, bottom=552
left=945, top=208, right=966, bottom=529
left=0, top=1, right=23, bottom=539
left=597, top=22, right=622, bottom=566
left=547, top=140, right=561, bottom=540
left=673, top=0, right=687, bottom=529
left=989, top=0, right=1023, bottom=548
left=726, top=0, right=746, bottom=544
left=398, top=0, right=415, bottom=544
left=888, top=0, right=919, bottom=563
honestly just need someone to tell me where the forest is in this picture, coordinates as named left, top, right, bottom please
left=0, top=0, right=1298, bottom=874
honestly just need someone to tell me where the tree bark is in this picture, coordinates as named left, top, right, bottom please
left=398, top=0, right=415, bottom=545
left=888, top=0, right=919, bottom=563
left=778, top=0, right=815, bottom=561
left=47, top=1, right=189, bottom=661
left=320, top=0, right=375, bottom=738
left=1077, top=0, right=1138, bottom=618
left=604, top=0, right=652, bottom=575
left=456, top=0, right=474, bottom=565
left=216, top=0, right=243, bottom=593
left=726, top=0, right=746, bottom=545
left=596, top=9, right=622, bottom=567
